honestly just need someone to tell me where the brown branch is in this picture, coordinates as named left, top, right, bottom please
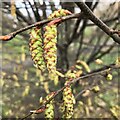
left=0, top=13, right=81, bottom=41
left=21, top=63, right=119, bottom=119
left=1, top=4, right=119, bottom=44
left=75, top=2, right=120, bottom=44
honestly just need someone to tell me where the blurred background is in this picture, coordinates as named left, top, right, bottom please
left=1, top=0, right=120, bottom=119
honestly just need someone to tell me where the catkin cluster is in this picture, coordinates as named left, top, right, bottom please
left=29, top=9, right=77, bottom=119
left=29, top=9, right=72, bottom=79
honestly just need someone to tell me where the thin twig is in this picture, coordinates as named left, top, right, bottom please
left=0, top=13, right=81, bottom=41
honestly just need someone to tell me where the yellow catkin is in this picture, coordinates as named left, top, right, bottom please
left=76, top=60, right=91, bottom=73
left=61, top=64, right=83, bottom=119
left=43, top=9, right=72, bottom=84
left=29, top=27, right=46, bottom=73
left=44, top=92, right=55, bottom=119
left=11, top=0, right=16, bottom=18
left=62, top=85, right=75, bottom=118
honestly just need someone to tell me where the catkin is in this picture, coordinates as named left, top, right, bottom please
left=61, top=65, right=82, bottom=119
left=43, top=9, right=72, bottom=83
left=62, top=84, right=75, bottom=118
left=44, top=25, right=57, bottom=73
left=29, top=27, right=46, bottom=73
left=44, top=92, right=55, bottom=119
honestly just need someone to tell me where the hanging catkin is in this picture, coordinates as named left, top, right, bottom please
left=29, top=27, right=46, bottom=73
left=60, top=64, right=83, bottom=119
left=62, top=81, right=75, bottom=118
left=11, top=0, right=16, bottom=18
left=43, top=92, right=55, bottom=119
left=43, top=9, right=72, bottom=83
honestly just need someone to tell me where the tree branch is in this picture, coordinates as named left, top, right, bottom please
left=21, top=63, right=119, bottom=119
left=1, top=5, right=119, bottom=44
left=0, top=13, right=81, bottom=41
left=75, top=2, right=120, bottom=44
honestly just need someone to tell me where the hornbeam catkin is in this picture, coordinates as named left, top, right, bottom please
left=44, top=92, right=55, bottom=119
left=62, top=83, right=75, bottom=118
left=29, top=27, right=46, bottom=73
left=60, top=68, right=82, bottom=118
left=60, top=71, right=77, bottom=118
left=43, top=9, right=72, bottom=83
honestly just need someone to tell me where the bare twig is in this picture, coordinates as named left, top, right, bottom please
left=75, top=2, right=120, bottom=44
left=0, top=13, right=81, bottom=41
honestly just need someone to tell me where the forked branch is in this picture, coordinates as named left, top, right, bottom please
left=75, top=2, right=120, bottom=44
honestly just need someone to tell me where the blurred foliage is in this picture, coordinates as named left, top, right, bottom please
left=1, top=1, right=120, bottom=119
